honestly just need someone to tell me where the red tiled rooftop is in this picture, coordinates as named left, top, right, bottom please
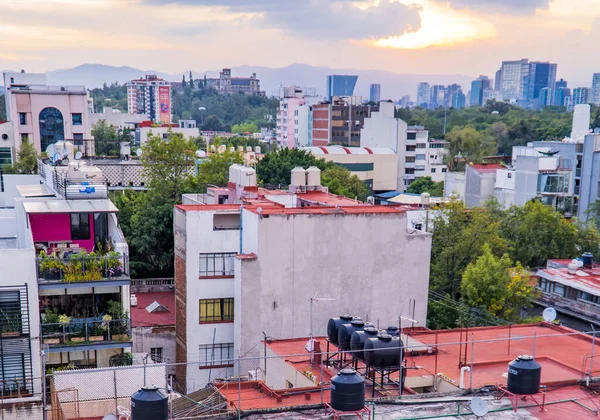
left=470, top=163, right=503, bottom=173
left=130, top=291, right=175, bottom=328
left=176, top=204, right=241, bottom=212
left=538, top=259, right=600, bottom=293
left=243, top=205, right=404, bottom=215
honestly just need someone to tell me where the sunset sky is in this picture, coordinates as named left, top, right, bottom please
left=2, top=0, right=600, bottom=85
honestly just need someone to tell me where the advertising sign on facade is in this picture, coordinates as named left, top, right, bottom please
left=158, top=86, right=171, bottom=123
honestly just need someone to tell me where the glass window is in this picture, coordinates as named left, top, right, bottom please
left=416, top=154, right=426, bottom=160
left=199, top=298, right=234, bottom=322
left=0, top=148, right=12, bottom=166
left=431, top=168, right=436, bottom=173
left=39, top=107, right=65, bottom=151
left=199, top=343, right=234, bottom=366
left=70, top=213, right=91, bottom=241
left=405, top=156, right=415, bottom=163
left=73, top=133, right=84, bottom=146
left=19, top=113, right=26, bottom=125
left=72, top=114, right=82, bottom=126
left=405, top=168, right=415, bottom=174
left=538, top=174, right=569, bottom=193
left=199, top=253, right=236, bottom=277
left=406, top=145, right=416, bottom=152
left=416, top=143, right=426, bottom=149
left=442, top=168, right=447, bottom=173
left=21, top=134, right=28, bottom=143
left=554, top=283, right=565, bottom=296
left=150, top=347, right=163, bottom=363
left=407, top=132, right=417, bottom=140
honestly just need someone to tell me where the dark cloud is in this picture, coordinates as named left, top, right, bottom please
left=143, top=0, right=421, bottom=40
left=440, top=0, right=550, bottom=14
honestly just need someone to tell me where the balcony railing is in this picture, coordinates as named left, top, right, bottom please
left=37, top=252, right=129, bottom=283
left=41, top=318, right=131, bottom=347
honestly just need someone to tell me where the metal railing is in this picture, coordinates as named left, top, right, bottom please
left=41, top=318, right=131, bottom=346
left=37, top=253, right=129, bottom=283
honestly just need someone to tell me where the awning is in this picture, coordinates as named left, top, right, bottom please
left=16, top=184, right=55, bottom=198
left=23, top=199, right=119, bottom=214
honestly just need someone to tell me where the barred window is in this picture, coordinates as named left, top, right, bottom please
left=199, top=253, right=235, bottom=277
left=150, top=347, right=163, bottom=363
left=199, top=298, right=234, bottom=322
left=199, top=343, right=234, bottom=366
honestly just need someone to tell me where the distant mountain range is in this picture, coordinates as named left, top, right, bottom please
left=3, top=63, right=475, bottom=100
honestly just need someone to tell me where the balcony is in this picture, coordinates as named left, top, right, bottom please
left=37, top=251, right=129, bottom=288
left=41, top=318, right=131, bottom=352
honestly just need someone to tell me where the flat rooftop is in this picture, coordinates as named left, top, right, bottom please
left=538, top=259, right=600, bottom=295
left=130, top=291, right=175, bottom=328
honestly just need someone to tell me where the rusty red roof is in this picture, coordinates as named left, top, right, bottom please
left=470, top=163, right=503, bottom=174
left=130, top=291, right=175, bottom=328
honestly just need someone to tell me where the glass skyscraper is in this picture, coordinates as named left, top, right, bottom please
left=326, top=75, right=358, bottom=101
left=369, top=83, right=381, bottom=103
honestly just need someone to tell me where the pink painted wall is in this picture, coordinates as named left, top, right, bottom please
left=29, top=213, right=95, bottom=252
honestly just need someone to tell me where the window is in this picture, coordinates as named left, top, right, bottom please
left=199, top=298, right=234, bottom=322
left=442, top=168, right=447, bottom=173
left=73, top=133, right=83, bottom=146
left=72, top=113, right=82, bottom=126
left=405, top=156, right=415, bottom=163
left=554, top=283, right=565, bottom=296
left=413, top=223, right=423, bottom=230
left=407, top=132, right=417, bottom=140
left=199, top=343, right=234, bottom=366
left=0, top=148, right=12, bottom=166
left=21, top=134, right=28, bottom=143
left=406, top=145, right=416, bottom=152
left=70, top=213, right=91, bottom=240
left=416, top=154, right=426, bottom=160
left=405, top=168, right=415, bottom=174
left=150, top=347, right=163, bottom=363
left=39, top=107, right=65, bottom=151
left=431, top=168, right=436, bottom=173
left=199, top=252, right=236, bottom=277
left=416, top=143, right=426, bottom=149
left=507, top=173, right=512, bottom=179
left=19, top=113, right=26, bottom=125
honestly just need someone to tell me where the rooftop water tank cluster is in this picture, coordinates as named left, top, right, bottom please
left=327, top=316, right=403, bottom=369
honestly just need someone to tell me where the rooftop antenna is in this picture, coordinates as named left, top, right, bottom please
left=542, top=307, right=557, bottom=323
left=470, top=397, right=489, bottom=418
left=136, top=148, right=143, bottom=157
left=309, top=293, right=334, bottom=338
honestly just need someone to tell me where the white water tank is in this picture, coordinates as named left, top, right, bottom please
left=246, top=146, right=253, bottom=152
left=229, top=146, right=235, bottom=153
left=306, top=166, right=321, bottom=187
left=239, top=166, right=257, bottom=187
left=238, top=146, right=244, bottom=152
left=255, top=146, right=261, bottom=154
left=421, top=192, right=431, bottom=206
left=291, top=167, right=307, bottom=187
left=131, top=294, right=138, bottom=307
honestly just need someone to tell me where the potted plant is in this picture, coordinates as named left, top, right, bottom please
left=42, top=309, right=61, bottom=344
left=107, top=301, right=129, bottom=340
left=38, top=251, right=64, bottom=281
left=106, top=251, right=123, bottom=277
left=0, top=309, right=21, bottom=337
left=84, top=252, right=104, bottom=281
left=89, top=322, right=105, bottom=342
left=63, top=253, right=85, bottom=282
left=69, top=322, right=86, bottom=343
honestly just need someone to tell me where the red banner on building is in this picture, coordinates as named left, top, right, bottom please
left=158, top=86, right=171, bottom=123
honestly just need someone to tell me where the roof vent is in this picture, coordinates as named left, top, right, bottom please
left=145, top=301, right=169, bottom=313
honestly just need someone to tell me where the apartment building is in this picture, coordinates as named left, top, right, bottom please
left=3, top=71, right=93, bottom=156
left=173, top=165, right=432, bottom=393
left=126, top=75, right=172, bottom=123
left=276, top=86, right=319, bottom=148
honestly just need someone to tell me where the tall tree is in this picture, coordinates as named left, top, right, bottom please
left=91, top=120, right=119, bottom=156
left=189, top=71, right=194, bottom=89
left=2, top=140, right=39, bottom=174
left=461, top=244, right=537, bottom=321
left=141, top=131, right=197, bottom=201
left=444, top=126, right=496, bottom=171
left=182, top=75, right=187, bottom=89
left=256, top=148, right=328, bottom=185
left=197, top=150, right=244, bottom=189
left=406, top=176, right=444, bottom=197
left=321, top=166, right=371, bottom=202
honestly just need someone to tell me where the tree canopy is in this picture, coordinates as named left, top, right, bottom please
left=197, top=150, right=244, bottom=190
left=406, top=176, right=444, bottom=197
left=231, top=122, right=259, bottom=134
left=256, top=148, right=328, bottom=186
left=2, top=141, right=39, bottom=174
left=321, top=166, right=371, bottom=202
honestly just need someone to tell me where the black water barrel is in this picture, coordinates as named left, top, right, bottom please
left=507, top=355, right=541, bottom=395
left=327, top=315, right=353, bottom=345
left=363, top=333, right=402, bottom=368
left=387, top=326, right=399, bottom=336
left=583, top=252, right=593, bottom=268
left=350, top=327, right=379, bottom=360
left=338, top=319, right=365, bottom=351
left=131, top=386, right=168, bottom=420
left=330, top=369, right=365, bottom=411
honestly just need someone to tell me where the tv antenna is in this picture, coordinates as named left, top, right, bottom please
left=543, top=307, right=557, bottom=323
left=470, top=397, right=489, bottom=418
left=136, top=148, right=143, bottom=157
left=309, top=293, right=334, bottom=338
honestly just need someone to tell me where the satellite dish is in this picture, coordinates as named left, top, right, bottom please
left=470, top=397, right=489, bottom=417
left=46, top=144, right=56, bottom=157
left=543, top=307, right=557, bottom=322
left=196, top=150, right=206, bottom=158
left=136, top=148, right=143, bottom=157
left=101, top=415, right=118, bottom=420
left=75, top=151, right=83, bottom=160
left=53, top=152, right=61, bottom=163
left=594, top=128, right=600, bottom=134
left=257, top=207, right=263, bottom=214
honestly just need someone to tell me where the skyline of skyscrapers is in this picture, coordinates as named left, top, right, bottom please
left=470, top=75, right=492, bottom=107
left=369, top=83, right=381, bottom=103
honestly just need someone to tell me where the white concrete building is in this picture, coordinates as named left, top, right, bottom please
left=276, top=86, right=320, bottom=148
left=135, top=124, right=200, bottom=146
left=174, top=165, right=432, bottom=393
left=89, top=107, right=147, bottom=131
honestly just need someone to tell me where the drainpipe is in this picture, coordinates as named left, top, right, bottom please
left=459, top=366, right=470, bottom=390
left=239, top=205, right=243, bottom=254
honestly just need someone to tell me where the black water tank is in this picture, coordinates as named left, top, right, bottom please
left=507, top=355, right=541, bottom=395
left=350, top=327, right=379, bottom=360
left=338, top=319, right=365, bottom=351
left=131, top=386, right=168, bottom=420
left=583, top=252, right=593, bottom=268
left=330, top=369, right=365, bottom=411
left=387, top=326, right=399, bottom=337
left=364, top=333, right=402, bottom=368
left=327, top=315, right=353, bottom=345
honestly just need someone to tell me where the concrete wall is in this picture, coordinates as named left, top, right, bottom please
left=89, top=108, right=147, bottom=131
left=235, top=210, right=432, bottom=356
left=317, top=153, right=398, bottom=192
left=132, top=326, right=175, bottom=376
left=444, top=172, right=465, bottom=199
left=138, top=127, right=200, bottom=145
left=0, top=175, right=42, bottom=208
left=580, top=134, right=600, bottom=220
left=465, top=166, right=496, bottom=207
left=513, top=157, right=541, bottom=206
